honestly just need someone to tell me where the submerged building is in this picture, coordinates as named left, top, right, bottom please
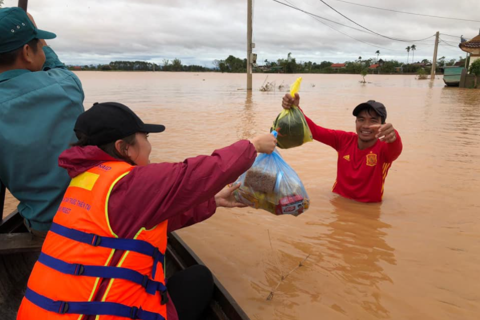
left=459, top=33, right=480, bottom=69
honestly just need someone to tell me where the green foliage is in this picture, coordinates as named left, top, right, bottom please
left=469, top=59, right=480, bottom=76
left=446, top=59, right=456, bottom=66
left=68, top=60, right=209, bottom=72
left=403, top=63, right=423, bottom=74
left=162, top=59, right=169, bottom=70
left=470, top=59, right=480, bottom=88
left=221, top=55, right=246, bottom=72
left=171, top=58, right=182, bottom=71
left=64, top=53, right=462, bottom=76
left=436, top=56, right=446, bottom=67
left=218, top=61, right=228, bottom=73
left=410, top=45, right=416, bottom=62
left=417, top=68, right=427, bottom=79
left=360, top=69, right=368, bottom=83
left=345, top=62, right=363, bottom=74
left=108, top=61, right=160, bottom=71
left=0, top=0, right=3, bottom=8
left=277, top=52, right=297, bottom=73
left=318, top=61, right=333, bottom=69
left=378, top=60, right=401, bottom=74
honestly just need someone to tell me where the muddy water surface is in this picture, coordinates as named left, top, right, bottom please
left=5, top=72, right=480, bottom=320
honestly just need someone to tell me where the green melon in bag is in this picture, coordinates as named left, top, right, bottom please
left=271, top=77, right=312, bottom=149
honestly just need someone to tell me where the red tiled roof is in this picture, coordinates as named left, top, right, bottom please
left=331, top=63, right=346, bottom=68
left=460, top=34, right=480, bottom=49
left=369, top=64, right=379, bottom=69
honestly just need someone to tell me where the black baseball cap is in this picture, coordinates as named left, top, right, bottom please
left=74, top=102, right=165, bottom=146
left=352, top=100, right=387, bottom=122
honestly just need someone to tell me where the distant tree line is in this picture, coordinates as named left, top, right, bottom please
left=68, top=58, right=210, bottom=72
left=67, top=53, right=467, bottom=75
left=211, top=52, right=467, bottom=75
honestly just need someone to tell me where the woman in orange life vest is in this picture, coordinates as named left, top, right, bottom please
left=17, top=102, right=277, bottom=320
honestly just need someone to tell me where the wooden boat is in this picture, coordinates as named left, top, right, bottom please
left=442, top=66, right=465, bottom=87
left=0, top=185, right=249, bottom=320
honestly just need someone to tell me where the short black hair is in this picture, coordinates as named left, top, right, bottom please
left=0, top=38, right=39, bottom=67
left=71, top=132, right=138, bottom=166
left=356, top=106, right=385, bottom=124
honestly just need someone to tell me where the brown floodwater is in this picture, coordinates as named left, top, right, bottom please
left=4, top=72, right=480, bottom=319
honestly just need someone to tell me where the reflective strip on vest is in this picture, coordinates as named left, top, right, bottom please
left=50, top=222, right=165, bottom=266
left=37, top=252, right=168, bottom=300
left=25, top=288, right=165, bottom=320
left=19, top=161, right=169, bottom=320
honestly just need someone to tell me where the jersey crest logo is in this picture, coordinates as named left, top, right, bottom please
left=343, top=155, right=350, bottom=161
left=366, top=153, right=377, bottom=167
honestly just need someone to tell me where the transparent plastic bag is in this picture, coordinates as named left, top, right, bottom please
left=271, top=77, right=312, bottom=149
left=233, top=149, right=310, bottom=217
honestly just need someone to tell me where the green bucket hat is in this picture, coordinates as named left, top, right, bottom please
left=0, top=7, right=56, bottom=54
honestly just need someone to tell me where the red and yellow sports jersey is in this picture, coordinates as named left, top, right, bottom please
left=303, top=114, right=402, bottom=202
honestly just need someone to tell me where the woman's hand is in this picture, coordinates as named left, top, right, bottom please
left=249, top=133, right=277, bottom=154
left=214, top=184, right=247, bottom=208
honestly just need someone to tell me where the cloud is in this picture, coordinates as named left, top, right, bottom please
left=3, top=0, right=478, bottom=65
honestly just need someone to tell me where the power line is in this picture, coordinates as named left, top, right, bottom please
left=442, top=40, right=461, bottom=45
left=273, top=0, right=435, bottom=43
left=441, top=33, right=470, bottom=41
left=278, top=0, right=431, bottom=55
left=312, top=16, right=395, bottom=52
left=439, top=38, right=460, bottom=48
left=282, top=0, right=394, bottom=51
left=273, top=0, right=381, bottom=35
left=331, top=0, right=480, bottom=23
left=317, top=0, right=436, bottom=42
left=441, top=33, right=462, bottom=38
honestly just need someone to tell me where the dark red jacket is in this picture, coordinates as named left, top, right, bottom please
left=58, top=140, right=257, bottom=320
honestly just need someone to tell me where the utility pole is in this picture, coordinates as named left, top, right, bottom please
left=18, top=0, right=28, bottom=11
left=431, top=31, right=439, bottom=79
left=247, top=0, right=252, bottom=91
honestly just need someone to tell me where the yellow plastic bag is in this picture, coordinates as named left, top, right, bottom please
left=271, top=77, right=313, bottom=149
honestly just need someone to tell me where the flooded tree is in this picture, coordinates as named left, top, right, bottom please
left=361, top=69, right=368, bottom=83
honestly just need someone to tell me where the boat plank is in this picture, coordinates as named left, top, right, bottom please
left=0, top=233, right=43, bottom=254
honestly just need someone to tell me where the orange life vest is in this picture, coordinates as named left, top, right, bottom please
left=17, top=161, right=169, bottom=320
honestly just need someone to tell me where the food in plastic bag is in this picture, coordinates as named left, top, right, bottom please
left=271, top=77, right=313, bottom=149
left=233, top=149, right=310, bottom=216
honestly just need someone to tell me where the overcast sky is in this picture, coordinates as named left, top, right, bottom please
left=3, top=0, right=479, bottom=66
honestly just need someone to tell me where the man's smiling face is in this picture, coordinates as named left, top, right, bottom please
left=355, top=109, right=382, bottom=143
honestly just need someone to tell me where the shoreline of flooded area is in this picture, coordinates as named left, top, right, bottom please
left=4, top=73, right=480, bottom=319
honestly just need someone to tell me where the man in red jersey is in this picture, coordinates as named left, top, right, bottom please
left=282, top=93, right=402, bottom=202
